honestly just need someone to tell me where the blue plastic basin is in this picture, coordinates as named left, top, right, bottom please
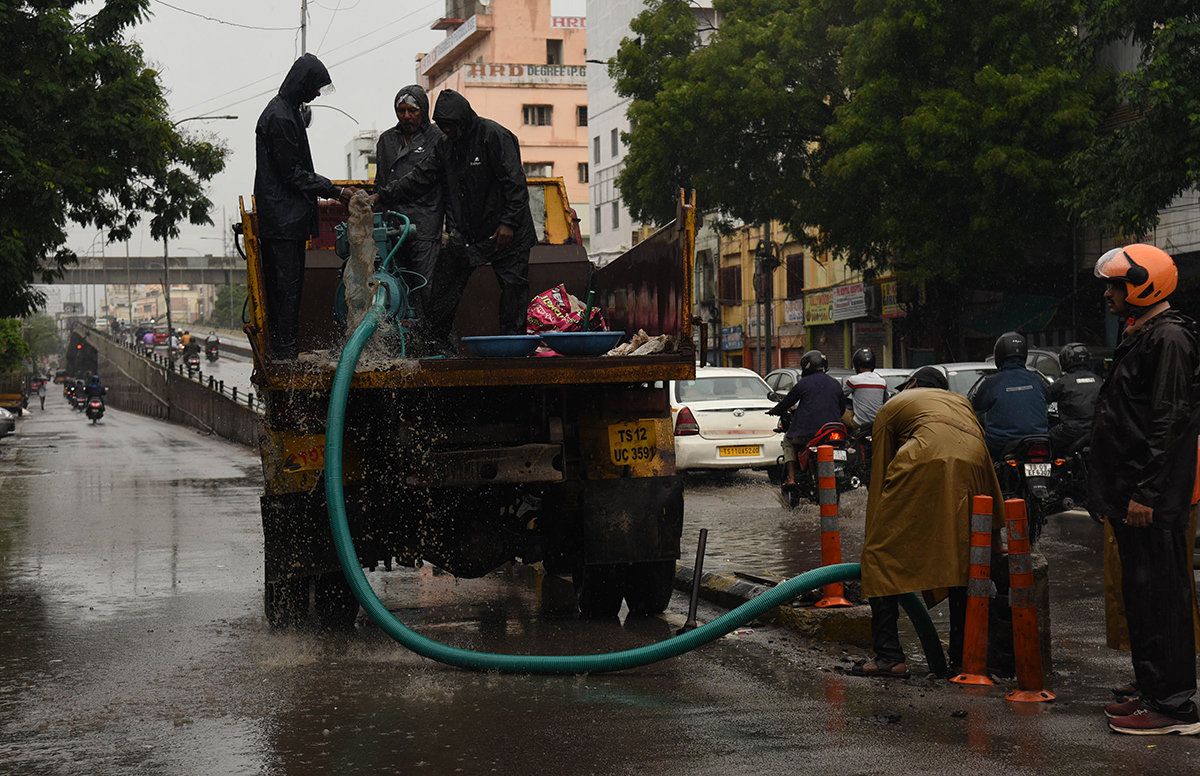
left=540, top=331, right=626, bottom=356
left=460, top=335, right=542, bottom=358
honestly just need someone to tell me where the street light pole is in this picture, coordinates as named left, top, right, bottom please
left=164, top=236, right=174, bottom=366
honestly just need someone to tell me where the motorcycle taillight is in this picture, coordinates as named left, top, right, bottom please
left=1028, top=443, right=1051, bottom=459
left=828, top=431, right=844, bottom=441
left=675, top=406, right=700, bottom=436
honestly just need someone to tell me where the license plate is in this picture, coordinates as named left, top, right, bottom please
left=809, top=448, right=848, bottom=461
left=609, top=420, right=656, bottom=466
left=718, top=445, right=761, bottom=457
left=1024, top=463, right=1052, bottom=477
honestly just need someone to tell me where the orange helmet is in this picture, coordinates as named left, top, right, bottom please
left=1094, top=244, right=1177, bottom=306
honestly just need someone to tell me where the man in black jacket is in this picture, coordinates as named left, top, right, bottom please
left=373, top=84, right=444, bottom=315
left=254, top=53, right=354, bottom=359
left=1090, top=243, right=1200, bottom=735
left=1047, top=342, right=1100, bottom=453
left=376, top=89, right=536, bottom=348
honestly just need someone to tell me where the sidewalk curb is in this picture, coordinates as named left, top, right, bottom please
left=675, top=564, right=872, bottom=646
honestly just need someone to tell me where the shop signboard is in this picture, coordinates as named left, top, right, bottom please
left=721, top=325, right=743, bottom=350
left=882, top=280, right=906, bottom=319
left=853, top=322, right=887, bottom=354
left=831, top=282, right=866, bottom=321
left=783, top=298, right=804, bottom=323
left=804, top=291, right=834, bottom=326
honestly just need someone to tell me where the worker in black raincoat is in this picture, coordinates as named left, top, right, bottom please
left=373, top=84, right=444, bottom=316
left=254, top=53, right=354, bottom=359
left=1089, top=243, right=1200, bottom=735
left=374, top=89, right=535, bottom=348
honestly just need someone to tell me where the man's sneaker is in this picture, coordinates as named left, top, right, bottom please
left=1109, top=708, right=1200, bottom=735
left=1105, top=698, right=1142, bottom=719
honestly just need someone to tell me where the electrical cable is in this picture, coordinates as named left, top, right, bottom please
left=153, top=0, right=298, bottom=31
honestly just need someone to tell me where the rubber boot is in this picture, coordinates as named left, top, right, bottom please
left=783, top=461, right=798, bottom=487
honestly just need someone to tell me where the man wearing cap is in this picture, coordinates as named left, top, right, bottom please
left=373, top=85, right=444, bottom=315
left=855, top=367, right=1005, bottom=678
left=254, top=53, right=355, bottom=360
left=1090, top=243, right=1200, bottom=735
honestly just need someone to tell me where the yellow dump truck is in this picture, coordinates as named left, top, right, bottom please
left=236, top=179, right=698, bottom=628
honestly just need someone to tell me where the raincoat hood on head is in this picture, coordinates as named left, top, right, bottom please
left=394, top=84, right=431, bottom=128
left=432, top=89, right=477, bottom=136
left=278, top=53, right=332, bottom=105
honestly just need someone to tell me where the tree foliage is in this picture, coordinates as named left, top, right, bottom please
left=1068, top=3, right=1200, bottom=234
left=21, top=312, right=61, bottom=361
left=611, top=0, right=1128, bottom=285
left=0, top=1, right=227, bottom=318
left=0, top=319, right=32, bottom=372
left=206, top=284, right=248, bottom=330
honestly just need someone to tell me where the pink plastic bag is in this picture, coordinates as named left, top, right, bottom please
left=526, top=284, right=606, bottom=334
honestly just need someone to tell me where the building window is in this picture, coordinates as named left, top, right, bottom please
left=786, top=254, right=805, bottom=299
left=610, top=127, right=619, bottom=157
left=523, top=105, right=553, bottom=126
left=612, top=201, right=620, bottom=229
left=719, top=266, right=742, bottom=306
left=547, top=39, right=563, bottom=65
left=577, top=105, right=587, bottom=127
left=578, top=162, right=589, bottom=183
left=593, top=136, right=600, bottom=164
left=523, top=162, right=553, bottom=178
left=594, top=205, right=602, bottom=233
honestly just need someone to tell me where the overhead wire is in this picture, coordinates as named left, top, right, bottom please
left=153, top=0, right=298, bottom=31
left=174, top=1, right=441, bottom=117
left=315, top=0, right=344, bottom=53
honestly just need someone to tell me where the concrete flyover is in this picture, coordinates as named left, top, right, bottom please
left=69, top=323, right=261, bottom=447
left=58, top=255, right=246, bottom=286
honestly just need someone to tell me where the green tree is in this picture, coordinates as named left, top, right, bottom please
left=21, top=313, right=61, bottom=361
left=612, top=0, right=1106, bottom=287
left=206, top=284, right=248, bottom=330
left=1067, top=3, right=1200, bottom=235
left=0, top=1, right=227, bottom=319
left=0, top=319, right=32, bottom=372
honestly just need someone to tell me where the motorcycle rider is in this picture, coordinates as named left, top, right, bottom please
left=843, top=347, right=887, bottom=430
left=767, top=350, right=846, bottom=486
left=1048, top=342, right=1101, bottom=453
left=84, top=374, right=106, bottom=409
left=971, top=331, right=1049, bottom=459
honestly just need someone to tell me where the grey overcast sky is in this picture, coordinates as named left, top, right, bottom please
left=67, top=0, right=587, bottom=265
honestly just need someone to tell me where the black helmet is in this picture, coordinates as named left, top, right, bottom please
left=851, top=347, right=876, bottom=372
left=1059, top=342, right=1089, bottom=370
left=993, top=331, right=1027, bottom=365
left=800, top=350, right=828, bottom=377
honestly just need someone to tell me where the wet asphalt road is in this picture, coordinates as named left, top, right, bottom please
left=2, top=400, right=1199, bottom=774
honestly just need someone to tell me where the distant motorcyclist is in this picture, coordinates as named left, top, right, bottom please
left=971, top=331, right=1050, bottom=459
left=1048, top=342, right=1101, bottom=453
left=768, top=350, right=846, bottom=486
left=843, top=347, right=887, bottom=430
left=182, top=338, right=201, bottom=358
left=84, top=375, right=107, bottom=408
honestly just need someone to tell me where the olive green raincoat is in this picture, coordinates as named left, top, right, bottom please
left=862, top=388, right=1005, bottom=598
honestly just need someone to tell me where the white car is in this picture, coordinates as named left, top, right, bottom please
left=0, top=407, right=14, bottom=439
left=669, top=366, right=783, bottom=472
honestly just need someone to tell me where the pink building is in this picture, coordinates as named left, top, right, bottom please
left=418, top=0, right=592, bottom=241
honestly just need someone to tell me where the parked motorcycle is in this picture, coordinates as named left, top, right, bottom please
left=85, top=397, right=105, bottom=424
left=772, top=410, right=855, bottom=508
left=995, top=434, right=1055, bottom=542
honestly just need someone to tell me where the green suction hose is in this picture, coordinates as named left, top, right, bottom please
left=324, top=302, right=946, bottom=675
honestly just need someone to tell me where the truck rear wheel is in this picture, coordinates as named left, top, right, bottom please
left=313, top=571, right=360, bottom=631
left=264, top=575, right=309, bottom=629
left=624, top=560, right=676, bottom=615
left=575, top=564, right=625, bottom=618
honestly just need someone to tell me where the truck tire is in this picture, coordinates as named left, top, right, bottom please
left=314, top=571, right=360, bottom=631
left=624, top=560, right=676, bottom=615
left=575, top=564, right=625, bottom=618
left=264, top=575, right=309, bottom=629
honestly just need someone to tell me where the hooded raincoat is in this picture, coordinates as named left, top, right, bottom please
left=254, top=54, right=341, bottom=240
left=375, top=85, right=444, bottom=242
left=862, top=389, right=1005, bottom=598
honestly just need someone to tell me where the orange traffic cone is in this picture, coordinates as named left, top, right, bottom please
left=815, top=444, right=851, bottom=607
left=1004, top=498, right=1055, bottom=703
left=952, top=495, right=996, bottom=686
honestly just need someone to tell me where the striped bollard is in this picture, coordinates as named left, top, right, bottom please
left=815, top=444, right=851, bottom=607
left=1004, top=498, right=1055, bottom=703
left=951, top=495, right=995, bottom=686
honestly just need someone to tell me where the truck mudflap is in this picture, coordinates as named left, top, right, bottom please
left=579, top=475, right=684, bottom=566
